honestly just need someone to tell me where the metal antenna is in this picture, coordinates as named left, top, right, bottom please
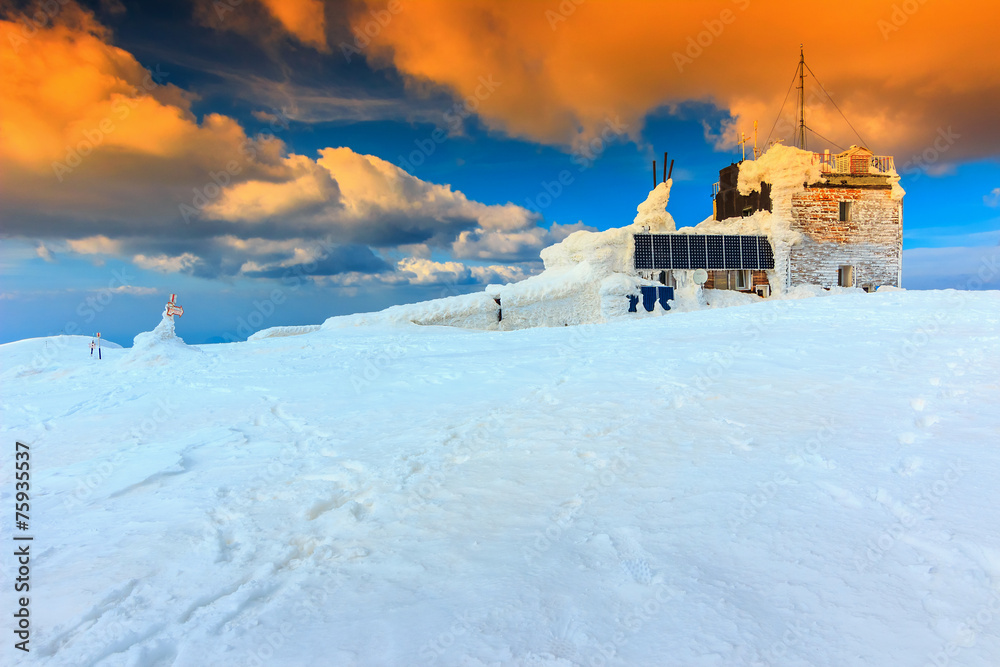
left=797, top=45, right=807, bottom=150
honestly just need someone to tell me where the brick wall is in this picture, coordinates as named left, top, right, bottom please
left=788, top=186, right=902, bottom=288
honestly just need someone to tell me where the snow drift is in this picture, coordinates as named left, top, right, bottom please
left=120, top=311, right=201, bottom=366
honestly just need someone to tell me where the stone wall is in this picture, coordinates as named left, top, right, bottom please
left=788, top=185, right=902, bottom=288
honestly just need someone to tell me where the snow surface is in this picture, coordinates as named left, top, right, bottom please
left=3, top=290, right=1000, bottom=666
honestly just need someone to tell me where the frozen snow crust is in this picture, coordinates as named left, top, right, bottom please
left=3, top=289, right=999, bottom=665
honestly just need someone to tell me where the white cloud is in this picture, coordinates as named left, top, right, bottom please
left=452, top=222, right=593, bottom=261
left=107, top=286, right=160, bottom=296
left=133, top=253, right=200, bottom=273
left=985, top=188, right=1000, bottom=208
left=397, top=257, right=532, bottom=286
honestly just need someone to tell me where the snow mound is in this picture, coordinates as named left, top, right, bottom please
left=323, top=291, right=502, bottom=330
left=2, top=335, right=123, bottom=378
left=248, top=324, right=323, bottom=341
left=632, top=180, right=675, bottom=229
left=121, top=312, right=201, bottom=365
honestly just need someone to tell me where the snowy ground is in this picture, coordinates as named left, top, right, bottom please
left=2, top=290, right=999, bottom=666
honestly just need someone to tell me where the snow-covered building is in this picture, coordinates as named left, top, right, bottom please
left=253, top=146, right=903, bottom=338
left=638, top=144, right=903, bottom=296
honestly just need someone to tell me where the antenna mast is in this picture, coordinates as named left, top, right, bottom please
left=797, top=45, right=806, bottom=150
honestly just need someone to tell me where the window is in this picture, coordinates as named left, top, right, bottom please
left=742, top=207, right=754, bottom=218
left=839, top=201, right=852, bottom=222
left=710, top=270, right=751, bottom=290
left=838, top=265, right=854, bottom=287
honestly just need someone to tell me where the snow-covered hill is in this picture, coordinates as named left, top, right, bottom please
left=2, top=290, right=999, bottom=666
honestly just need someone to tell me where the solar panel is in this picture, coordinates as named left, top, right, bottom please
left=652, top=235, right=671, bottom=269
left=636, top=234, right=775, bottom=272
left=741, top=236, right=759, bottom=269
left=706, top=236, right=725, bottom=269
left=758, top=236, right=775, bottom=269
left=670, top=235, right=690, bottom=269
left=688, top=235, right=706, bottom=268
left=723, top=235, right=742, bottom=269
left=640, top=286, right=657, bottom=312
left=634, top=234, right=652, bottom=269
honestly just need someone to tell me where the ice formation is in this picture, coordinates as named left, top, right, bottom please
left=121, top=309, right=201, bottom=365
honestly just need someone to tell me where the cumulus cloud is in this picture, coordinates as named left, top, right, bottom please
left=352, top=0, right=1000, bottom=163
left=0, top=5, right=555, bottom=288
left=451, top=222, right=593, bottom=261
left=397, top=257, right=531, bottom=286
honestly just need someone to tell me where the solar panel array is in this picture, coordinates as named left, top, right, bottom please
left=633, top=234, right=774, bottom=270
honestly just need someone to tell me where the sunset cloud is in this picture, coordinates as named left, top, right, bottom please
left=352, top=0, right=1000, bottom=164
left=257, top=0, right=328, bottom=50
left=0, top=5, right=550, bottom=286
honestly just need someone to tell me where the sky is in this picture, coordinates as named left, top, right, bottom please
left=1, top=0, right=998, bottom=345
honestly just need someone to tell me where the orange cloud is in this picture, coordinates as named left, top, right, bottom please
left=257, top=0, right=327, bottom=49
left=352, top=0, right=1000, bottom=162
left=0, top=4, right=552, bottom=283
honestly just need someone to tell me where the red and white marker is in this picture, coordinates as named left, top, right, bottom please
left=166, top=294, right=184, bottom=317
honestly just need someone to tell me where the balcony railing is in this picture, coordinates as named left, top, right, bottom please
left=812, top=151, right=895, bottom=175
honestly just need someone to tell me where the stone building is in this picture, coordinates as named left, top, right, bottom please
left=712, top=145, right=903, bottom=291
left=633, top=144, right=904, bottom=303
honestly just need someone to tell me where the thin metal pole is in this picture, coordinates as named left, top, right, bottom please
left=663, top=152, right=667, bottom=183
left=653, top=160, right=657, bottom=188
left=798, top=45, right=806, bottom=150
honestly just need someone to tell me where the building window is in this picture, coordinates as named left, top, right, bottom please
left=839, top=201, right=852, bottom=222
left=711, top=270, right=751, bottom=290
left=838, top=265, right=854, bottom=287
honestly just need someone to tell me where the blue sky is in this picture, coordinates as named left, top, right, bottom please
left=1, top=0, right=998, bottom=345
